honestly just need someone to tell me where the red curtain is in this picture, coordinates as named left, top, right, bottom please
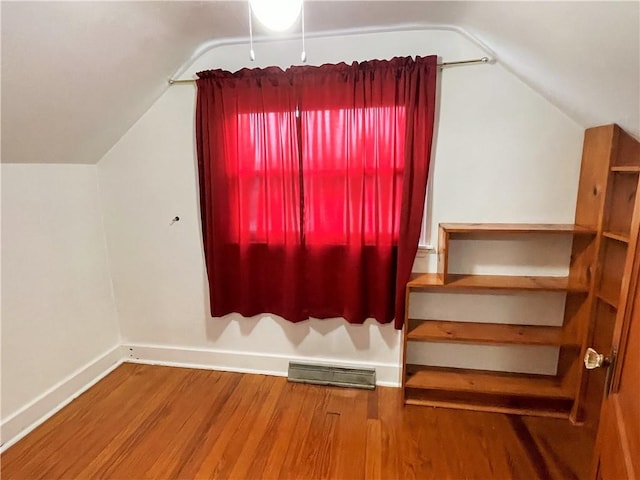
left=196, top=56, right=437, bottom=328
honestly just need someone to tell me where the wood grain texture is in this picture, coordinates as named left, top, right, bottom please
left=596, top=290, right=619, bottom=310
left=404, top=393, right=571, bottom=419
left=440, top=223, right=597, bottom=234
left=612, top=124, right=640, bottom=167
left=435, top=223, right=595, bottom=283
left=610, top=166, right=640, bottom=172
left=436, top=225, right=448, bottom=282
left=1, top=363, right=594, bottom=480
left=602, top=230, right=630, bottom=243
left=573, top=125, right=614, bottom=229
left=592, top=137, right=640, bottom=477
left=408, top=272, right=589, bottom=292
left=604, top=173, right=637, bottom=236
left=407, top=319, right=577, bottom=346
left=405, top=365, right=572, bottom=399
left=598, top=238, right=627, bottom=309
left=571, top=125, right=639, bottom=423
left=564, top=124, right=610, bottom=424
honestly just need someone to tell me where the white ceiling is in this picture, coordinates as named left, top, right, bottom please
left=2, top=1, right=639, bottom=165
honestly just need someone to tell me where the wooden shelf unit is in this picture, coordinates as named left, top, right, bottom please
left=402, top=125, right=640, bottom=422
left=404, top=222, right=594, bottom=417
left=436, top=223, right=595, bottom=284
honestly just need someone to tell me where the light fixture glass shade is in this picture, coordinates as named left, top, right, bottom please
left=249, top=0, right=303, bottom=32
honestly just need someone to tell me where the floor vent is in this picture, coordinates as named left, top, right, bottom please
left=287, top=362, right=376, bottom=389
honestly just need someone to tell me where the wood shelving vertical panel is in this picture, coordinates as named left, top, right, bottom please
left=611, top=126, right=640, bottom=167
left=604, top=173, right=638, bottom=238
left=598, top=239, right=627, bottom=309
left=437, top=226, right=449, bottom=282
left=593, top=301, right=618, bottom=351
left=565, top=125, right=613, bottom=422
left=573, top=126, right=615, bottom=229
left=558, top=127, right=613, bottom=420
left=567, top=235, right=597, bottom=295
left=572, top=124, right=640, bottom=426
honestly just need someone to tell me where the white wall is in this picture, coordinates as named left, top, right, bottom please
left=1, top=164, right=121, bottom=440
left=97, top=29, right=584, bottom=382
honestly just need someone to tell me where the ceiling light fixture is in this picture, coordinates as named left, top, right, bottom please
left=247, top=0, right=307, bottom=63
left=249, top=0, right=303, bottom=32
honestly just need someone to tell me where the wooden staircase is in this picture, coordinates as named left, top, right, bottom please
left=401, top=125, right=640, bottom=422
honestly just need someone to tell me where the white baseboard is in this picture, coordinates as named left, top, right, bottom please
left=0, top=345, right=124, bottom=453
left=1, top=343, right=400, bottom=452
left=124, top=343, right=401, bottom=387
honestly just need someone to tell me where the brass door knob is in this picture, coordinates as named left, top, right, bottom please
left=584, top=347, right=610, bottom=369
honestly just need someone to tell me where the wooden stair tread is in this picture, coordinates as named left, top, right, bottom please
left=408, top=273, right=588, bottom=292
left=405, top=366, right=572, bottom=400
left=439, top=223, right=596, bottom=234
left=407, top=320, right=577, bottom=346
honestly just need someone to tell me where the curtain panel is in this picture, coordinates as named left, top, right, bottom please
left=196, top=56, right=437, bottom=328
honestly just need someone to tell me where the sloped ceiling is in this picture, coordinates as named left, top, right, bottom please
left=2, top=1, right=638, bottom=164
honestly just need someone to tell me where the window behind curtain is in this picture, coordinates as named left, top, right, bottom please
left=196, top=57, right=437, bottom=326
left=231, top=110, right=301, bottom=244
left=301, top=105, right=406, bottom=246
left=232, top=105, right=407, bottom=246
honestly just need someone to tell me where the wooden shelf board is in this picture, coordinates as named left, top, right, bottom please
left=596, top=289, right=620, bottom=309
left=602, top=231, right=630, bottom=243
left=407, top=320, right=577, bottom=346
left=405, top=366, right=573, bottom=400
left=439, top=223, right=596, bottom=235
left=611, top=165, right=640, bottom=173
left=408, top=273, right=588, bottom=293
left=404, top=397, right=571, bottom=419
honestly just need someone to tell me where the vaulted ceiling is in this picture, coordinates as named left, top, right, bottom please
left=2, top=1, right=638, bottom=165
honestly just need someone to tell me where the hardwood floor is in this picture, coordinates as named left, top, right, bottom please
left=1, top=363, right=594, bottom=479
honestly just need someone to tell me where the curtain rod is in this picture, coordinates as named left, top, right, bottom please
left=167, top=56, right=490, bottom=85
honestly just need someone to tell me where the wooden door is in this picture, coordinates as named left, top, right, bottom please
left=591, top=241, right=640, bottom=479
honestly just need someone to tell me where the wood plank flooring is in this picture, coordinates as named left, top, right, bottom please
left=1, top=363, right=594, bottom=479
